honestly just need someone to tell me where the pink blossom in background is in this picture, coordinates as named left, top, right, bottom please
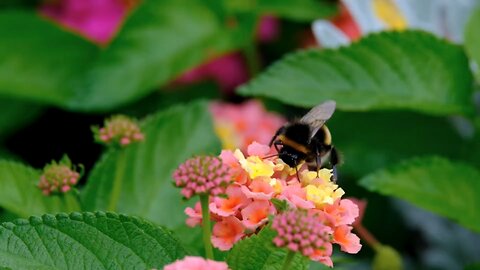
left=174, top=15, right=280, bottom=93
left=257, top=15, right=280, bottom=43
left=164, top=256, right=229, bottom=270
left=210, top=100, right=286, bottom=153
left=40, top=0, right=130, bottom=44
left=174, top=52, right=250, bottom=94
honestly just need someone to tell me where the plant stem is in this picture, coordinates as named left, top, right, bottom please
left=281, top=250, right=295, bottom=270
left=107, top=150, right=127, bottom=211
left=200, top=194, right=214, bottom=260
left=354, top=223, right=380, bottom=250
left=244, top=43, right=261, bottom=77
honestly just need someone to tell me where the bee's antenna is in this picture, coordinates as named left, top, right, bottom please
left=262, top=154, right=279, bottom=159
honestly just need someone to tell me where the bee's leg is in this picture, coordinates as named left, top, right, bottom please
left=315, top=147, right=321, bottom=178
left=273, top=140, right=283, bottom=153
left=330, top=146, right=339, bottom=182
left=269, top=126, right=286, bottom=147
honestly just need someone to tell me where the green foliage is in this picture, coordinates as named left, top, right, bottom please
left=68, top=0, right=232, bottom=111
left=329, top=111, right=465, bottom=177
left=226, top=0, right=337, bottom=21
left=0, top=0, right=239, bottom=111
left=465, top=8, right=480, bottom=82
left=0, top=212, right=186, bottom=269
left=0, top=160, right=80, bottom=218
left=81, top=101, right=221, bottom=227
left=227, top=227, right=309, bottom=270
left=0, top=11, right=98, bottom=107
left=359, top=156, right=480, bottom=233
left=0, top=98, right=42, bottom=141
left=240, top=31, right=474, bottom=116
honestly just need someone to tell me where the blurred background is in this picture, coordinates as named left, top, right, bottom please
left=1, top=0, right=480, bottom=269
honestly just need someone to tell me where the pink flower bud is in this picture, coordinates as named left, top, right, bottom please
left=38, top=156, right=81, bottom=196
left=173, top=156, right=232, bottom=199
left=93, top=115, right=144, bottom=147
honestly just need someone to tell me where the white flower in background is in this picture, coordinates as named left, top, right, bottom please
left=312, top=0, right=480, bottom=48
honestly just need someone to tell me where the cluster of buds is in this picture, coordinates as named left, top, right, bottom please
left=173, top=156, right=232, bottom=199
left=174, top=142, right=361, bottom=266
left=38, top=156, right=81, bottom=196
left=272, top=210, right=333, bottom=264
left=92, top=115, right=144, bottom=147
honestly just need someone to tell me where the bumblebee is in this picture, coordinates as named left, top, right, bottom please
left=269, top=100, right=340, bottom=180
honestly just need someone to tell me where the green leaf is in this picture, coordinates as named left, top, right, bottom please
left=226, top=0, right=337, bottom=21
left=372, top=245, right=403, bottom=270
left=328, top=111, right=465, bottom=177
left=0, top=1, right=239, bottom=111
left=0, top=98, right=42, bottom=141
left=0, top=212, right=186, bottom=269
left=240, top=31, right=474, bottom=116
left=0, top=160, right=80, bottom=218
left=465, top=8, right=480, bottom=82
left=359, top=156, right=480, bottom=232
left=227, top=227, right=309, bottom=270
left=69, top=0, right=230, bottom=111
left=81, top=101, right=221, bottom=228
left=0, top=11, right=98, bottom=107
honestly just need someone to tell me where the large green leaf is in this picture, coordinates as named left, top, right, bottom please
left=227, top=227, right=309, bottom=270
left=0, top=160, right=80, bottom=218
left=0, top=212, right=186, bottom=269
left=465, top=8, right=480, bottom=82
left=359, top=157, right=480, bottom=232
left=68, top=0, right=230, bottom=111
left=0, top=11, right=98, bottom=107
left=226, top=0, right=337, bottom=21
left=0, top=1, right=239, bottom=111
left=81, top=101, right=221, bottom=227
left=241, top=31, right=474, bottom=116
left=328, top=111, right=465, bottom=177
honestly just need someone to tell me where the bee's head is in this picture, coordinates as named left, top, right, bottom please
left=279, top=150, right=300, bottom=168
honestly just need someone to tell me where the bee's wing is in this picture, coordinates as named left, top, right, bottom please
left=299, top=100, right=336, bottom=138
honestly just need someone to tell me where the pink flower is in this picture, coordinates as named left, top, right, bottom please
left=210, top=100, right=285, bottom=153
left=185, top=202, right=202, bottom=227
left=219, top=150, right=248, bottom=185
left=92, top=115, right=144, bottom=147
left=212, top=216, right=245, bottom=251
left=240, top=200, right=274, bottom=230
left=210, top=185, right=250, bottom=217
left=241, top=179, right=275, bottom=200
left=280, top=183, right=315, bottom=209
left=173, top=156, right=232, bottom=199
left=39, top=0, right=131, bottom=44
left=257, top=15, right=280, bottom=43
left=333, top=225, right=362, bottom=254
left=271, top=210, right=333, bottom=263
left=323, top=199, right=359, bottom=227
left=38, top=156, right=80, bottom=196
left=164, top=256, right=229, bottom=270
left=175, top=52, right=249, bottom=93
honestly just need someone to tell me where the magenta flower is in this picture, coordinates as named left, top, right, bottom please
left=173, top=156, right=232, bottom=199
left=272, top=210, right=333, bottom=262
left=39, top=0, right=130, bottom=44
left=38, top=156, right=81, bottom=196
left=92, top=115, right=144, bottom=147
left=164, top=256, right=229, bottom=270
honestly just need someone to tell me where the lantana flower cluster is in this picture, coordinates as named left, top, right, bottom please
left=177, top=142, right=361, bottom=267
left=92, top=115, right=144, bottom=147
left=38, top=156, right=81, bottom=195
